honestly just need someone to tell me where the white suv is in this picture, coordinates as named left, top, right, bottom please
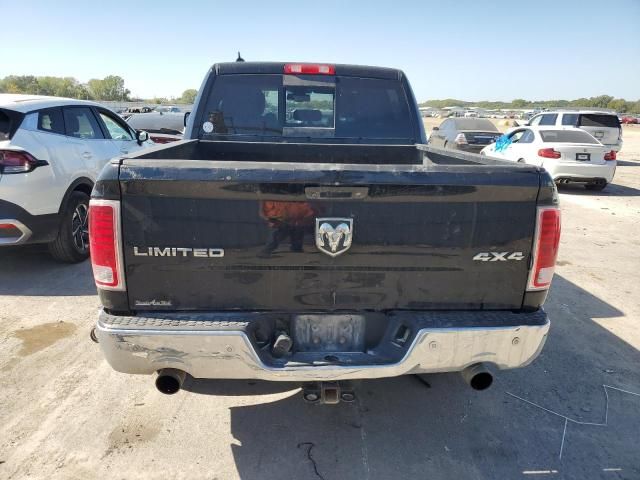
left=525, top=110, right=623, bottom=151
left=0, top=94, right=151, bottom=262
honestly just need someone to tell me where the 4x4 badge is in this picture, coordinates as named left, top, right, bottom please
left=315, top=218, right=353, bottom=257
left=473, top=252, right=525, bottom=262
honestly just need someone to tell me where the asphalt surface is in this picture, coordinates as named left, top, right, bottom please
left=1, top=134, right=639, bottom=480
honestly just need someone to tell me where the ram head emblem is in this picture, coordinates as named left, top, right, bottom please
left=315, top=218, right=353, bottom=257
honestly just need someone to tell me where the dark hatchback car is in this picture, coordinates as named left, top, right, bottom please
left=428, top=118, right=501, bottom=153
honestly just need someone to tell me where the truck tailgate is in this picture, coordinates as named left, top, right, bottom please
left=119, top=160, right=540, bottom=311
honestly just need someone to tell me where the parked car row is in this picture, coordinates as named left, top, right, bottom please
left=427, top=110, right=622, bottom=191
left=117, top=106, right=154, bottom=117
left=117, top=105, right=184, bottom=119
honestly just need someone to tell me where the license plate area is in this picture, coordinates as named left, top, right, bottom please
left=293, top=314, right=365, bottom=352
left=594, top=131, right=604, bottom=139
left=575, top=153, right=591, bottom=161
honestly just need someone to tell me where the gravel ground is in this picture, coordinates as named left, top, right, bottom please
left=0, top=127, right=639, bottom=480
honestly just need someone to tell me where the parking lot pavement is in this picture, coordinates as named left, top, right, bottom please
left=1, top=161, right=639, bottom=480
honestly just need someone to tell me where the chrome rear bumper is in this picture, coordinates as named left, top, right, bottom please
left=96, top=309, right=550, bottom=382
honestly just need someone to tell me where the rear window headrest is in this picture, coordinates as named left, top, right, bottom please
left=293, top=109, right=322, bottom=122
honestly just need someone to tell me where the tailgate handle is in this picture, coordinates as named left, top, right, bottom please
left=305, top=187, right=369, bottom=200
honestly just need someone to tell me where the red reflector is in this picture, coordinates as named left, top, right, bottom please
left=537, top=148, right=561, bottom=159
left=284, top=64, right=335, bottom=75
left=604, top=150, right=616, bottom=161
left=0, top=149, right=38, bottom=173
left=0, top=224, right=22, bottom=238
left=89, top=200, right=125, bottom=291
left=528, top=207, right=561, bottom=291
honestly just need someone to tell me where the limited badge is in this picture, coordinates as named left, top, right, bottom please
left=315, top=218, right=353, bottom=257
left=202, top=121, right=214, bottom=133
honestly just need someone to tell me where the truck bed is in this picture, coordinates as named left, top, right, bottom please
left=125, top=139, right=521, bottom=166
left=132, top=139, right=425, bottom=165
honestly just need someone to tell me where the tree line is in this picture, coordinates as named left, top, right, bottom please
left=420, top=95, right=640, bottom=114
left=3, top=75, right=636, bottom=113
left=0, top=75, right=197, bottom=105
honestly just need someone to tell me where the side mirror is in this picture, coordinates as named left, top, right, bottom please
left=136, top=130, right=149, bottom=145
left=432, top=126, right=439, bottom=131
left=184, top=111, right=191, bottom=127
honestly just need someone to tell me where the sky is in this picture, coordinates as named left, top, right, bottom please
left=1, top=0, right=639, bottom=102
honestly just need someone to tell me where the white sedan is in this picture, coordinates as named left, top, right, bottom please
left=481, top=126, right=617, bottom=191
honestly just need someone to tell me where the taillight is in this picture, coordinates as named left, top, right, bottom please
left=454, top=133, right=468, bottom=145
left=0, top=150, right=42, bottom=173
left=284, top=64, right=335, bottom=75
left=604, top=150, right=616, bottom=161
left=527, top=207, right=561, bottom=291
left=89, top=199, right=125, bottom=291
left=538, top=148, right=561, bottom=159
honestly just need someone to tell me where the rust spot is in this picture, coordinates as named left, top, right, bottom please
left=12, top=322, right=77, bottom=357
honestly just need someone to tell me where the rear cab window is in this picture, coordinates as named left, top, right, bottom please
left=203, top=74, right=281, bottom=136
left=540, top=130, right=599, bottom=143
left=199, top=73, right=415, bottom=142
left=285, top=85, right=334, bottom=129
left=336, top=77, right=412, bottom=138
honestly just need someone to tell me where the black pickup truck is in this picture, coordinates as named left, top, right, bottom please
left=90, top=62, right=560, bottom=402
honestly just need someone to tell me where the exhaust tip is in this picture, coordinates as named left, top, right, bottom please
left=155, top=369, right=186, bottom=395
left=462, top=363, right=493, bottom=391
left=469, top=371, right=493, bottom=391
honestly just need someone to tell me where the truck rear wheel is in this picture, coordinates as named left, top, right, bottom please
left=48, top=192, right=90, bottom=263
